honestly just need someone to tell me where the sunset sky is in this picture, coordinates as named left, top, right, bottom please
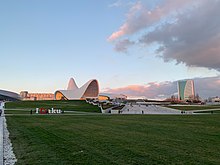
left=0, top=0, right=220, bottom=99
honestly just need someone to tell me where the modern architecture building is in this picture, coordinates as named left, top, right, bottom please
left=178, top=80, right=195, bottom=100
left=20, top=91, right=54, bottom=100
left=0, top=89, right=21, bottom=101
left=55, top=78, right=99, bottom=100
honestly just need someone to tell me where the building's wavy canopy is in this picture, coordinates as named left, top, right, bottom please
left=55, top=78, right=99, bottom=100
left=0, top=89, right=21, bottom=101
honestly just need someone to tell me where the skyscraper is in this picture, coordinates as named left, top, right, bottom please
left=178, top=80, right=195, bottom=100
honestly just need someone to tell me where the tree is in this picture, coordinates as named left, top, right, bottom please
left=195, top=93, right=200, bottom=101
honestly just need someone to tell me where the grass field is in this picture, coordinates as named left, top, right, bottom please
left=5, top=100, right=101, bottom=113
left=5, top=109, right=31, bottom=114
left=6, top=114, right=220, bottom=165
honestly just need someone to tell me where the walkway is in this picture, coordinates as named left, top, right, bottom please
left=0, top=110, right=4, bottom=165
left=121, top=104, right=182, bottom=114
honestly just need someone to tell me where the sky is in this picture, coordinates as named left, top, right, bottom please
left=0, top=0, right=220, bottom=99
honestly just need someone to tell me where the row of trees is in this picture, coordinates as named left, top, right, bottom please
left=166, top=93, right=201, bottom=104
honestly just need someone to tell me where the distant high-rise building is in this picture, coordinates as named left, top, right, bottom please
left=178, top=80, right=195, bottom=100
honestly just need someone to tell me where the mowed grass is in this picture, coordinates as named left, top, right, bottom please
left=6, top=115, right=220, bottom=165
left=5, top=110, right=31, bottom=114
left=5, top=100, right=101, bottom=113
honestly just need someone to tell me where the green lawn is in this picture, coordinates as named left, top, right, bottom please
left=6, top=115, right=220, bottom=165
left=5, top=100, right=101, bottom=113
left=5, top=109, right=31, bottom=114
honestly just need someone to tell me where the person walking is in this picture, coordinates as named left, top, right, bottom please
left=0, top=109, right=2, bottom=117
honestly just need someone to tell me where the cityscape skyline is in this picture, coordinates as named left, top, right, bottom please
left=0, top=0, right=220, bottom=99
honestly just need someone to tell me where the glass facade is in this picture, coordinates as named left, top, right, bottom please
left=55, top=91, right=68, bottom=100
left=82, top=80, right=99, bottom=98
left=178, top=80, right=195, bottom=100
left=178, top=81, right=186, bottom=100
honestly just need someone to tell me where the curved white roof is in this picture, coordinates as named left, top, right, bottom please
left=0, top=89, right=21, bottom=100
left=67, top=78, right=78, bottom=90
left=55, top=78, right=99, bottom=100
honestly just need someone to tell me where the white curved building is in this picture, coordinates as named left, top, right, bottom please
left=0, top=89, right=21, bottom=101
left=55, top=78, right=99, bottom=100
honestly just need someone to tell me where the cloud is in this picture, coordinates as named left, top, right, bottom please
left=108, top=0, right=220, bottom=71
left=140, top=0, right=220, bottom=70
left=193, top=76, right=220, bottom=98
left=103, top=81, right=176, bottom=99
left=103, top=76, right=220, bottom=99
left=109, top=0, right=123, bottom=8
left=108, top=1, right=142, bottom=41
left=108, top=0, right=195, bottom=41
left=109, top=0, right=137, bottom=8
left=114, top=39, right=135, bottom=52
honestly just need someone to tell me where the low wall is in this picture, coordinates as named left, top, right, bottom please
left=111, top=110, right=119, bottom=114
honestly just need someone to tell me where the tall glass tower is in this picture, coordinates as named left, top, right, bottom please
left=178, top=80, right=195, bottom=100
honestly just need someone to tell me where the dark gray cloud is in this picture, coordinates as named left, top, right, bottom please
left=114, top=39, right=135, bottom=52
left=108, top=0, right=194, bottom=41
left=109, top=0, right=220, bottom=71
left=140, top=0, right=220, bottom=70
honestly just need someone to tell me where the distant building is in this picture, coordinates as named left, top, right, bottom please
left=178, top=80, right=195, bottom=100
left=0, top=89, right=21, bottom=101
left=20, top=91, right=28, bottom=98
left=209, top=96, right=220, bottom=102
left=20, top=91, right=54, bottom=100
left=98, top=93, right=127, bottom=101
left=54, top=78, right=99, bottom=100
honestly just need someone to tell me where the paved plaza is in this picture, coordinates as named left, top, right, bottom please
left=0, top=102, right=4, bottom=165
left=121, top=104, right=183, bottom=114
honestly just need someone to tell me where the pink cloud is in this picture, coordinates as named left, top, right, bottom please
left=108, top=1, right=142, bottom=41
left=102, top=76, right=220, bottom=99
left=139, top=0, right=220, bottom=70
left=103, top=81, right=176, bottom=99
left=109, top=0, right=220, bottom=71
left=108, top=0, right=195, bottom=41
